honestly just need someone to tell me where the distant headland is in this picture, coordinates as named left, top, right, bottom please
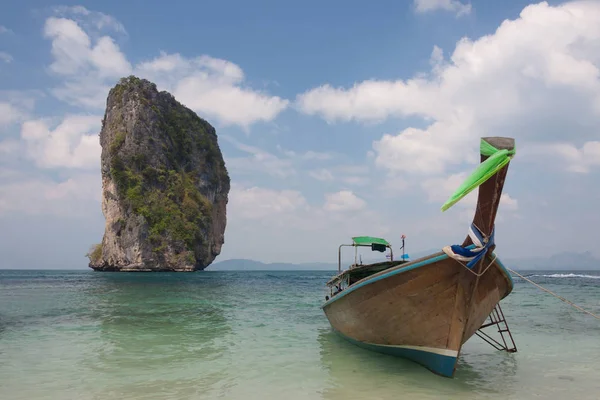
left=207, top=251, right=600, bottom=271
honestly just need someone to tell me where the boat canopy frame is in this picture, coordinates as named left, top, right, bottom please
left=338, top=236, right=393, bottom=272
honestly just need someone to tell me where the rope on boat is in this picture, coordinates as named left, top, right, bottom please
left=451, top=254, right=498, bottom=277
left=507, top=268, right=600, bottom=321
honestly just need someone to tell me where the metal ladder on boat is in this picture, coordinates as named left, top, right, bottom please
left=475, top=303, right=517, bottom=353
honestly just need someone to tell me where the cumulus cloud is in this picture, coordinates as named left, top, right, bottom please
left=51, top=5, right=127, bottom=34
left=230, top=186, right=368, bottom=219
left=414, top=0, right=472, bottom=16
left=0, top=90, right=40, bottom=111
left=373, top=123, right=473, bottom=175
left=309, top=168, right=335, bottom=181
left=0, top=172, right=101, bottom=217
left=20, top=115, right=101, bottom=169
left=296, top=1, right=600, bottom=175
left=308, top=164, right=371, bottom=186
left=228, top=185, right=308, bottom=220
left=43, top=14, right=131, bottom=108
left=301, top=150, right=333, bottom=161
left=0, top=140, right=21, bottom=157
left=323, top=190, right=367, bottom=212
left=136, top=52, right=289, bottom=128
left=277, top=146, right=333, bottom=161
left=0, top=102, right=24, bottom=127
left=0, top=92, right=42, bottom=131
left=44, top=17, right=130, bottom=77
left=500, top=193, right=519, bottom=211
left=522, top=141, right=600, bottom=173
left=221, top=136, right=366, bottom=190
left=223, top=184, right=390, bottom=262
left=42, top=9, right=288, bottom=128
left=222, top=135, right=337, bottom=180
left=222, top=136, right=297, bottom=178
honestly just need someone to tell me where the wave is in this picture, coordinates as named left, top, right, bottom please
left=528, top=273, right=600, bottom=279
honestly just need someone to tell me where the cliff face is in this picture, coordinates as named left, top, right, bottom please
left=88, top=76, right=230, bottom=271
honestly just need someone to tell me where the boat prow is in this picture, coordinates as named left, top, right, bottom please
left=321, top=137, right=518, bottom=378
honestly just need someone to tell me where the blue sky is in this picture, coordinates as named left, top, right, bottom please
left=1, top=0, right=600, bottom=269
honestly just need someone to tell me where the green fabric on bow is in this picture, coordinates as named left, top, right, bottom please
left=441, top=139, right=516, bottom=212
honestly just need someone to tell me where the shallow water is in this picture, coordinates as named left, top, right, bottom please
left=0, top=269, right=599, bottom=400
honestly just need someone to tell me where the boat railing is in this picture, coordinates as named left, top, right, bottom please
left=338, top=242, right=393, bottom=273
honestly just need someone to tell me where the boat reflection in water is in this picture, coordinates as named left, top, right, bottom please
left=316, top=327, right=518, bottom=399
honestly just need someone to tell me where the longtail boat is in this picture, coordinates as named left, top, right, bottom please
left=321, top=137, right=517, bottom=378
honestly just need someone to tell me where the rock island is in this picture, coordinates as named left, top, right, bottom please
left=87, top=76, right=230, bottom=271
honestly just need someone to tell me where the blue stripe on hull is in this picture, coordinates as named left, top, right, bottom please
left=333, top=329, right=458, bottom=378
left=321, top=249, right=513, bottom=309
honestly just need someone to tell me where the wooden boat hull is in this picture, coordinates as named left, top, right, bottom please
left=321, top=251, right=513, bottom=377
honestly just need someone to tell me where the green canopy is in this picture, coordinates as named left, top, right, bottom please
left=352, top=236, right=390, bottom=246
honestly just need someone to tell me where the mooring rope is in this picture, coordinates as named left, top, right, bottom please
left=507, top=267, right=600, bottom=321
left=451, top=254, right=498, bottom=277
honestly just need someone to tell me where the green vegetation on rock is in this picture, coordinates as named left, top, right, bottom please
left=86, top=243, right=103, bottom=263
left=110, top=131, right=126, bottom=155
left=107, top=77, right=223, bottom=256
left=110, top=155, right=213, bottom=254
left=157, top=95, right=227, bottom=182
left=90, top=75, right=230, bottom=272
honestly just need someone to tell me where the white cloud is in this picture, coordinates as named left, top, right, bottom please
left=296, top=78, right=437, bottom=124
left=377, top=175, right=410, bottom=198
left=275, top=145, right=334, bottom=161
left=414, top=0, right=472, bottom=16
left=222, top=136, right=296, bottom=178
left=42, top=9, right=288, bottom=128
left=0, top=140, right=21, bottom=155
left=0, top=172, right=101, bottom=217
left=296, top=1, right=600, bottom=175
left=44, top=17, right=130, bottom=78
left=335, top=165, right=370, bottom=176
left=222, top=136, right=338, bottom=180
left=500, top=193, right=519, bottom=211
left=0, top=92, right=41, bottom=130
left=309, top=168, right=334, bottom=181
left=51, top=6, right=127, bottom=34
left=323, top=190, right=367, bottom=212
left=230, top=186, right=369, bottom=220
left=20, top=115, right=101, bottom=169
left=308, top=164, right=372, bottom=186
left=0, top=90, right=40, bottom=112
left=0, top=25, right=13, bottom=34
left=0, top=142, right=25, bottom=169
left=0, top=102, right=24, bottom=127
left=522, top=141, right=600, bottom=173
left=136, top=52, right=289, bottom=128
left=228, top=185, right=308, bottom=220
left=51, top=78, right=113, bottom=109
left=342, top=176, right=370, bottom=186
left=222, top=184, right=390, bottom=262
left=0, top=52, right=12, bottom=63
left=43, top=14, right=131, bottom=109
left=421, top=172, right=476, bottom=207
left=373, top=124, right=472, bottom=175
left=301, top=150, right=333, bottom=161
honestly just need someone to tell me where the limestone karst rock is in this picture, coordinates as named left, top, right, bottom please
left=87, top=76, right=230, bottom=271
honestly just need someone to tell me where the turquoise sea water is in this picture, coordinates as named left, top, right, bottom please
left=1, top=269, right=599, bottom=400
